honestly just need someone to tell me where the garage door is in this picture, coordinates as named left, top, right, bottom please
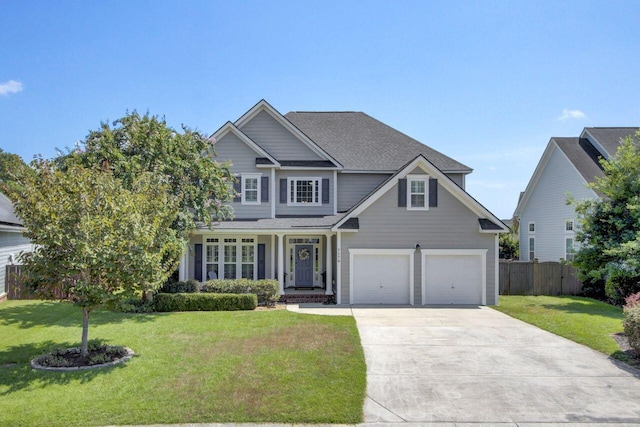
left=350, top=249, right=414, bottom=304
left=422, top=250, right=486, bottom=305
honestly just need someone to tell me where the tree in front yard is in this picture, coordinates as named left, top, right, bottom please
left=572, top=130, right=640, bottom=304
left=8, top=162, right=182, bottom=356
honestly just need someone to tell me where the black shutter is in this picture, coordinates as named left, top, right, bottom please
left=322, top=178, right=330, bottom=204
left=261, top=176, right=269, bottom=202
left=398, top=178, right=407, bottom=207
left=257, top=243, right=266, bottom=280
left=233, top=176, right=241, bottom=202
left=194, top=244, right=203, bottom=282
left=429, top=178, right=438, bottom=207
left=279, top=179, right=287, bottom=203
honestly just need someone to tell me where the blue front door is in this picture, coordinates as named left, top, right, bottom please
left=295, top=244, right=314, bottom=287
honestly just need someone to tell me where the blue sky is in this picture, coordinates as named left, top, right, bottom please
left=1, top=0, right=639, bottom=219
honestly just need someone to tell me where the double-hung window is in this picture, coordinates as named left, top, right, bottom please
left=528, top=222, right=535, bottom=261
left=288, top=177, right=321, bottom=206
left=206, top=237, right=257, bottom=280
left=565, top=219, right=576, bottom=261
left=241, top=174, right=261, bottom=205
left=407, top=175, right=429, bottom=210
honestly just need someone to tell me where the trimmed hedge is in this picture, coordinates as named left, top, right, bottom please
left=202, top=279, right=279, bottom=307
left=160, top=280, right=200, bottom=294
left=154, top=293, right=257, bottom=312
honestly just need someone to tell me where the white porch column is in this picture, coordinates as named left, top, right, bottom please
left=270, top=235, right=276, bottom=280
left=336, top=231, right=342, bottom=304
left=178, top=243, right=188, bottom=281
left=277, top=233, right=285, bottom=295
left=325, top=233, right=333, bottom=295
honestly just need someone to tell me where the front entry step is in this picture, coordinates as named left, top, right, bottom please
left=279, top=294, right=333, bottom=304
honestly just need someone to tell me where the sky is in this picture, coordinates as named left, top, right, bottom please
left=1, top=1, right=639, bottom=219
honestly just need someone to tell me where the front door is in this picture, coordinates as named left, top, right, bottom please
left=295, top=244, right=314, bottom=287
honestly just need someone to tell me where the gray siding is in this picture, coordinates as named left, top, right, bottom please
left=0, top=232, right=31, bottom=295
left=339, top=180, right=497, bottom=305
left=213, top=132, right=272, bottom=219
left=337, top=173, right=390, bottom=212
left=275, top=170, right=335, bottom=216
left=518, top=145, right=598, bottom=261
left=445, top=173, right=465, bottom=189
left=239, top=110, right=324, bottom=161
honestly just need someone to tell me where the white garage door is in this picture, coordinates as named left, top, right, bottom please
left=423, top=250, right=486, bottom=305
left=351, top=249, right=414, bottom=304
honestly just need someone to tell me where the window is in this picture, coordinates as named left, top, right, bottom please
left=529, top=237, right=535, bottom=261
left=288, top=178, right=321, bottom=206
left=205, top=236, right=256, bottom=280
left=407, top=175, right=428, bottom=210
left=528, top=222, right=535, bottom=233
left=242, top=174, right=261, bottom=205
left=566, top=237, right=576, bottom=261
left=565, top=219, right=574, bottom=232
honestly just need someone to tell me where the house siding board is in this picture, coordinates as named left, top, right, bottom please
left=239, top=110, right=323, bottom=161
left=518, top=146, right=598, bottom=261
left=275, top=170, right=335, bottom=216
left=445, top=173, right=464, bottom=188
left=0, top=236, right=31, bottom=295
left=340, top=181, right=496, bottom=305
left=213, top=132, right=272, bottom=219
left=337, top=173, right=390, bottom=212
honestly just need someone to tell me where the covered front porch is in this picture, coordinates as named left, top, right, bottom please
left=180, top=219, right=341, bottom=298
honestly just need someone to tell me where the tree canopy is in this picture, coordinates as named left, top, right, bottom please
left=0, top=148, right=33, bottom=196
left=572, top=130, right=640, bottom=304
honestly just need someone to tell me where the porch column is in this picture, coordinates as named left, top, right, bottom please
left=270, top=235, right=276, bottom=280
left=277, top=233, right=285, bottom=295
left=178, top=243, right=188, bottom=281
left=325, top=233, right=333, bottom=295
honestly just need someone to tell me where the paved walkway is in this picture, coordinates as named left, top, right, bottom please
left=289, top=304, right=640, bottom=424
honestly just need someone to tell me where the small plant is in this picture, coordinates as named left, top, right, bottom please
left=89, top=353, right=111, bottom=365
left=43, top=355, right=73, bottom=367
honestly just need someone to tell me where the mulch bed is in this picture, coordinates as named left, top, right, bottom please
left=612, top=333, right=640, bottom=368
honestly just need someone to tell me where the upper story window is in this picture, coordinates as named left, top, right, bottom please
left=565, top=219, right=574, bottom=232
left=288, top=177, right=321, bottom=206
left=528, top=222, right=535, bottom=233
left=407, top=175, right=429, bottom=210
left=241, top=174, right=261, bottom=205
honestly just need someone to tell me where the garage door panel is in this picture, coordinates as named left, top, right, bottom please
left=351, top=252, right=412, bottom=304
left=423, top=252, right=484, bottom=305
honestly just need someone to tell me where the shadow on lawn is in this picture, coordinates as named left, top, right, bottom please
left=540, top=301, right=623, bottom=320
left=0, top=341, right=128, bottom=395
left=0, top=301, right=167, bottom=329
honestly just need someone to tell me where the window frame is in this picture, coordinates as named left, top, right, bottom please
left=287, top=177, right=322, bottom=206
left=406, top=175, right=429, bottom=211
left=204, top=236, right=257, bottom=280
left=529, top=236, right=535, bottom=261
left=528, top=222, right=535, bottom=233
left=565, top=237, right=576, bottom=261
left=241, top=173, right=261, bottom=205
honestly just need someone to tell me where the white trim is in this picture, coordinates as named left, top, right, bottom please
left=336, top=232, right=342, bottom=304
left=420, top=249, right=487, bottom=306
left=241, top=173, right=261, bottom=205
left=325, top=233, right=333, bottom=295
left=333, top=170, right=338, bottom=215
left=287, top=177, right=322, bottom=207
left=528, top=221, right=535, bottom=234
left=406, top=174, right=429, bottom=211
left=270, top=234, right=275, bottom=280
left=332, top=155, right=507, bottom=232
left=211, top=122, right=281, bottom=167
left=0, top=225, right=25, bottom=233
left=349, top=248, right=415, bottom=305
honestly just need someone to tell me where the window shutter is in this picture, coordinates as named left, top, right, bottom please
left=279, top=179, right=287, bottom=204
left=233, top=177, right=241, bottom=202
left=322, top=179, right=330, bottom=204
left=398, top=178, right=407, bottom=207
left=261, top=176, right=269, bottom=202
left=194, top=244, right=203, bottom=282
left=429, top=178, right=438, bottom=207
left=257, top=244, right=266, bottom=280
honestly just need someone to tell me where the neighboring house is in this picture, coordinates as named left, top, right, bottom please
left=514, top=127, right=638, bottom=262
left=0, top=192, right=31, bottom=300
left=179, top=100, right=507, bottom=305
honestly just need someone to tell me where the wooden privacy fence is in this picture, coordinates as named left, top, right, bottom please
left=499, top=261, right=583, bottom=296
left=5, top=265, right=68, bottom=300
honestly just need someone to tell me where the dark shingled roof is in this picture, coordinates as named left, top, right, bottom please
left=284, top=112, right=472, bottom=173
left=478, top=219, right=503, bottom=231
left=0, top=193, right=22, bottom=226
left=279, top=160, right=336, bottom=168
left=584, top=127, right=638, bottom=157
left=255, top=157, right=275, bottom=165
left=554, top=137, right=605, bottom=186
left=338, top=218, right=359, bottom=230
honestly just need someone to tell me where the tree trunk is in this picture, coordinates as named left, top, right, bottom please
left=81, top=307, right=90, bottom=357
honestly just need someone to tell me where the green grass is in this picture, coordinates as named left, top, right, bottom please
left=493, top=295, right=626, bottom=360
left=0, top=301, right=366, bottom=426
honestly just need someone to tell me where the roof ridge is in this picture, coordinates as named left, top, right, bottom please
left=286, top=111, right=364, bottom=114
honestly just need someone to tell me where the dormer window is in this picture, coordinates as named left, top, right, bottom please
left=288, top=177, right=321, bottom=206
left=407, top=175, right=429, bottom=210
left=241, top=174, right=261, bottom=205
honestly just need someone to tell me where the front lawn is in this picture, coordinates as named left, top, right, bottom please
left=0, top=301, right=366, bottom=426
left=493, top=295, right=626, bottom=360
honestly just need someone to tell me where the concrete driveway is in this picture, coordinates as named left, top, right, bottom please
left=290, top=304, right=640, bottom=424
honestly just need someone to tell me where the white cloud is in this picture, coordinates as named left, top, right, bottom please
left=558, top=108, right=586, bottom=121
left=0, top=80, right=23, bottom=96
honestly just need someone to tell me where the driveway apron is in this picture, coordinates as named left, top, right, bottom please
left=352, top=306, right=640, bottom=424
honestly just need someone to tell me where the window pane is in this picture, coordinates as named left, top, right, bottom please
left=245, top=178, right=257, bottom=190
left=566, top=220, right=573, bottom=231
left=242, top=245, right=254, bottom=263
left=529, top=238, right=535, bottom=251
left=529, top=223, right=535, bottom=232
left=411, top=194, right=425, bottom=207
left=411, top=180, right=425, bottom=193
left=242, top=264, right=254, bottom=279
left=224, top=245, right=236, bottom=262
left=224, top=263, right=236, bottom=279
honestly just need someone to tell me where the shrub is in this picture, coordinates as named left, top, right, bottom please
left=605, top=271, right=640, bottom=306
left=112, top=297, right=155, bottom=313
left=202, top=279, right=279, bottom=307
left=160, top=280, right=200, bottom=294
left=154, top=292, right=257, bottom=312
left=624, top=303, right=640, bottom=354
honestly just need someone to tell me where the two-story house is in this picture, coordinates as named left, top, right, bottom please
left=178, top=100, right=507, bottom=305
left=514, top=127, right=638, bottom=262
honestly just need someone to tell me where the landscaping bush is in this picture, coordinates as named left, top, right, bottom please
left=154, top=292, right=257, bottom=312
left=202, top=279, right=279, bottom=307
left=112, top=297, right=155, bottom=313
left=624, top=292, right=640, bottom=353
left=160, top=280, right=200, bottom=294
